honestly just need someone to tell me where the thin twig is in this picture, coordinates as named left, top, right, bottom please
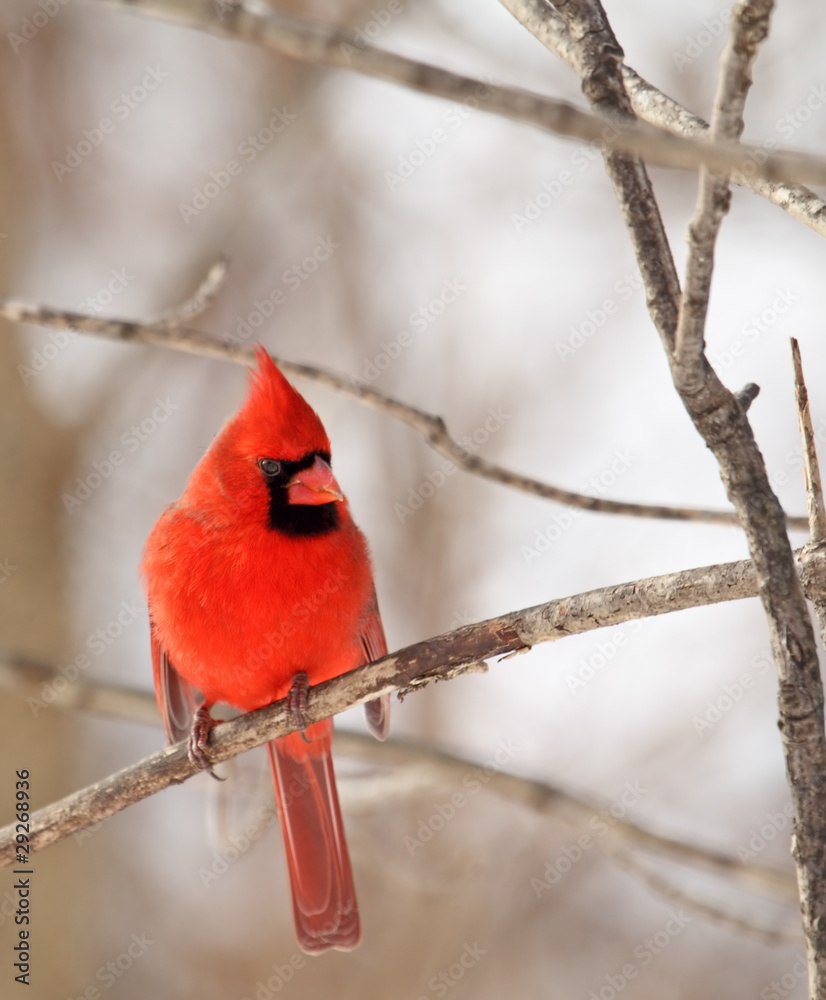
left=794, top=341, right=826, bottom=740
left=97, top=0, right=826, bottom=188
left=2, top=295, right=810, bottom=530
left=0, top=554, right=766, bottom=865
left=499, top=0, right=826, bottom=239
left=152, top=257, right=228, bottom=327
left=674, top=0, right=774, bottom=373
left=614, top=851, right=800, bottom=944
left=791, top=338, right=826, bottom=544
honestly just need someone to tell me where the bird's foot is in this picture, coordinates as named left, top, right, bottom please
left=188, top=702, right=224, bottom=780
left=287, top=672, right=312, bottom=743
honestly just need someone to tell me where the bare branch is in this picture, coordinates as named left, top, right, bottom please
left=6, top=296, right=808, bottom=527
left=794, top=340, right=826, bottom=712
left=674, top=0, right=774, bottom=372
left=0, top=652, right=159, bottom=726
left=0, top=554, right=765, bottom=865
left=337, top=731, right=797, bottom=903
left=96, top=0, right=826, bottom=187
left=791, top=339, right=826, bottom=544
left=499, top=0, right=826, bottom=240
left=614, top=851, right=800, bottom=944
left=152, top=257, right=228, bottom=327
left=550, top=0, right=682, bottom=356
left=1, top=656, right=799, bottom=916
left=551, top=0, right=826, bottom=990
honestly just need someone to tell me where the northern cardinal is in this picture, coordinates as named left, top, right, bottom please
left=141, top=347, right=389, bottom=953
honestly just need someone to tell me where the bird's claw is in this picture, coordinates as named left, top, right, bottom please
left=287, top=672, right=312, bottom=743
left=188, top=703, right=225, bottom=780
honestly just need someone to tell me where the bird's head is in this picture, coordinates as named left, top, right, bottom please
left=196, top=347, right=346, bottom=536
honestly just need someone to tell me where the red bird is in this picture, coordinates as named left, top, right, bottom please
left=141, top=348, right=389, bottom=953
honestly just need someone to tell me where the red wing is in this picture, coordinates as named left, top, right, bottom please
left=150, top=620, right=199, bottom=745
left=358, top=584, right=391, bottom=742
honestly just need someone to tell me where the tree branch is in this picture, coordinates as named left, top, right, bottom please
left=0, top=554, right=765, bottom=865
left=2, top=293, right=809, bottom=530
left=0, top=654, right=800, bottom=942
left=614, top=851, right=800, bottom=943
left=96, top=0, right=826, bottom=187
left=550, top=0, right=826, bottom=991
left=0, top=652, right=160, bottom=726
left=791, top=339, right=826, bottom=545
left=674, top=0, right=773, bottom=372
left=0, top=656, right=799, bottom=923
left=500, top=0, right=826, bottom=239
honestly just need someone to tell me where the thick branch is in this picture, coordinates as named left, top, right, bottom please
left=0, top=555, right=763, bottom=865
left=98, top=0, right=826, bottom=187
left=7, top=296, right=809, bottom=527
left=552, top=0, right=826, bottom=992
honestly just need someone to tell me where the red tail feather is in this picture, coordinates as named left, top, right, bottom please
left=267, top=722, right=360, bottom=953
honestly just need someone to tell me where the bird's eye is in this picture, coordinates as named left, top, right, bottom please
left=258, top=458, right=282, bottom=477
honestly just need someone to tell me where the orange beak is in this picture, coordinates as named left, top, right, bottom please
left=286, top=455, right=344, bottom=506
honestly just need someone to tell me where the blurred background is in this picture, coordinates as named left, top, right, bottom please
left=1, top=0, right=824, bottom=996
